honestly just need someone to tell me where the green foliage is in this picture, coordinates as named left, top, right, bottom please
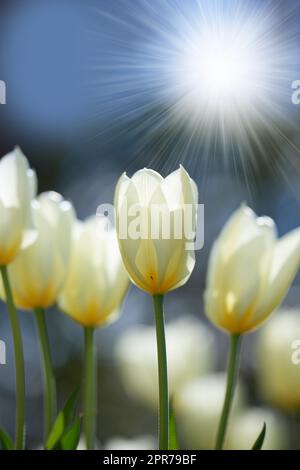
left=59, top=418, right=81, bottom=450
left=251, top=422, right=266, bottom=450
left=46, top=386, right=81, bottom=450
left=0, top=428, right=14, bottom=450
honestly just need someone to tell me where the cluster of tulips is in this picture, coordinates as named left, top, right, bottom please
left=1, top=146, right=300, bottom=451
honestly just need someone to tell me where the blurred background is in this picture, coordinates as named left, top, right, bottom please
left=0, top=0, right=300, bottom=449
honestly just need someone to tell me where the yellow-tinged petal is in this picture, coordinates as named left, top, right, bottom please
left=252, top=228, right=300, bottom=325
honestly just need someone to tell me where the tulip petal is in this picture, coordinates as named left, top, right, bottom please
left=114, top=172, right=130, bottom=210
left=27, top=168, right=38, bottom=200
left=161, top=165, right=198, bottom=210
left=131, top=169, right=163, bottom=205
left=206, top=206, right=274, bottom=297
left=6, top=192, right=75, bottom=308
left=253, top=228, right=300, bottom=326
left=166, top=249, right=195, bottom=292
left=205, top=206, right=277, bottom=332
left=135, top=239, right=159, bottom=292
left=0, top=148, right=29, bottom=208
left=58, top=217, right=129, bottom=327
left=37, top=191, right=75, bottom=264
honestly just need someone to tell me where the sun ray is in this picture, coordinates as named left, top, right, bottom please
left=86, top=0, right=300, bottom=192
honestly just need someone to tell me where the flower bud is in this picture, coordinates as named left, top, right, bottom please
left=5, top=192, right=74, bottom=309
left=204, top=205, right=300, bottom=333
left=114, top=166, right=198, bottom=294
left=58, top=217, right=129, bottom=327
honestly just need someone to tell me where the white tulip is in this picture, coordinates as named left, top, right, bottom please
left=174, top=373, right=246, bottom=449
left=227, top=407, right=287, bottom=450
left=58, top=217, right=129, bottom=327
left=256, top=310, right=300, bottom=410
left=0, top=147, right=37, bottom=265
left=114, top=166, right=198, bottom=294
left=204, top=205, right=300, bottom=333
left=5, top=192, right=74, bottom=309
left=115, top=317, right=216, bottom=409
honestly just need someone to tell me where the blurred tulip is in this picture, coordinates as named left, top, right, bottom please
left=114, top=166, right=198, bottom=295
left=205, top=205, right=300, bottom=334
left=174, top=373, right=246, bottom=449
left=0, top=147, right=37, bottom=265
left=58, top=217, right=129, bottom=327
left=116, top=317, right=215, bottom=409
left=5, top=192, right=74, bottom=309
left=227, top=408, right=287, bottom=450
left=257, top=310, right=300, bottom=411
left=76, top=437, right=102, bottom=450
left=105, top=435, right=156, bottom=450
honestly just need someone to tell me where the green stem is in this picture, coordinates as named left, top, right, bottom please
left=215, top=333, right=241, bottom=450
left=152, top=294, right=169, bottom=450
left=0, top=265, right=25, bottom=449
left=33, top=307, right=57, bottom=442
left=83, top=326, right=96, bottom=450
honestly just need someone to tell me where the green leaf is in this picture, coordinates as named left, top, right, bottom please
left=169, top=399, right=179, bottom=450
left=251, top=422, right=266, bottom=450
left=60, top=418, right=81, bottom=450
left=0, top=428, right=14, bottom=450
left=46, top=386, right=80, bottom=450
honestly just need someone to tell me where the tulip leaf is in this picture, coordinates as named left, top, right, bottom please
left=251, top=422, right=266, bottom=450
left=0, top=428, right=14, bottom=450
left=169, top=399, right=179, bottom=450
left=60, top=417, right=81, bottom=450
left=46, top=386, right=80, bottom=450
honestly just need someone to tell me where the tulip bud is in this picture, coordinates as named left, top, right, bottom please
left=204, top=205, right=300, bottom=334
left=115, top=317, right=215, bottom=409
left=4, top=192, right=74, bottom=309
left=256, top=310, right=300, bottom=410
left=58, top=217, right=129, bottom=327
left=114, top=166, right=198, bottom=294
left=0, top=147, right=37, bottom=265
left=227, top=407, right=287, bottom=450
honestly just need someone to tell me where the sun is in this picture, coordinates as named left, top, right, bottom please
left=173, top=17, right=272, bottom=126
left=90, top=0, right=300, bottom=184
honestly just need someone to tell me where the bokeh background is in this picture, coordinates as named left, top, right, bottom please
left=0, top=0, right=300, bottom=449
